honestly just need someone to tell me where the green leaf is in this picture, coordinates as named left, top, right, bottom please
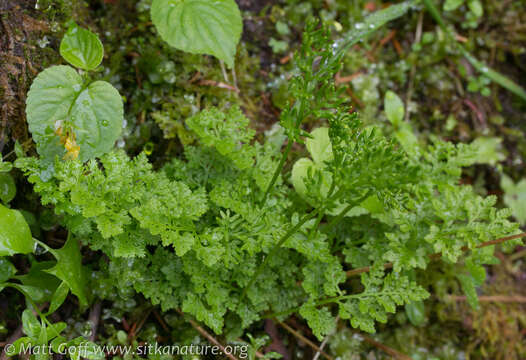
left=14, top=140, right=25, bottom=158
left=151, top=0, right=243, bottom=67
left=457, top=274, right=479, bottom=310
left=299, top=304, right=336, bottom=340
left=47, top=281, right=70, bottom=314
left=384, top=91, right=405, bottom=127
left=306, top=127, right=333, bottom=165
left=60, top=23, right=104, bottom=71
left=0, top=258, right=16, bottom=283
left=291, top=158, right=315, bottom=199
left=26, top=65, right=124, bottom=162
left=186, top=106, right=255, bottom=169
left=67, top=338, right=105, bottom=360
left=405, top=301, right=426, bottom=327
left=0, top=172, right=16, bottom=203
left=9, top=283, right=46, bottom=303
left=443, top=0, right=464, bottom=11
left=12, top=337, right=32, bottom=355
left=16, top=261, right=61, bottom=302
left=467, top=0, right=483, bottom=17
left=501, top=175, right=526, bottom=225
left=337, top=1, right=414, bottom=55
left=38, top=320, right=48, bottom=349
left=46, top=236, right=89, bottom=307
left=22, top=309, right=42, bottom=339
left=0, top=158, right=12, bottom=172
left=0, top=204, right=34, bottom=256
left=470, top=137, right=505, bottom=165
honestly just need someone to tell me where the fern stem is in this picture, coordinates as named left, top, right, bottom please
left=265, top=232, right=526, bottom=320
left=261, top=140, right=293, bottom=204
left=239, top=209, right=318, bottom=304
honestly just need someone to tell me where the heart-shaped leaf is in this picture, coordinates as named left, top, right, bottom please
left=26, top=65, right=123, bottom=162
left=60, top=23, right=104, bottom=71
left=151, top=0, right=242, bottom=68
left=0, top=204, right=34, bottom=256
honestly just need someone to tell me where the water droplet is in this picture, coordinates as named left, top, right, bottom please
left=34, top=242, right=48, bottom=255
left=117, top=139, right=125, bottom=148
left=369, top=23, right=375, bottom=29
left=481, top=67, right=489, bottom=73
left=355, top=23, right=364, bottom=30
left=73, top=84, right=81, bottom=92
left=101, top=119, right=109, bottom=127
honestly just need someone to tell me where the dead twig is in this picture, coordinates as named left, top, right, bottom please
left=277, top=320, right=334, bottom=360
left=463, top=98, right=486, bottom=129
left=335, top=71, right=362, bottom=85
left=88, top=302, right=102, bottom=342
left=347, top=232, right=526, bottom=277
left=128, top=307, right=152, bottom=341
left=198, top=79, right=240, bottom=93
left=312, top=316, right=339, bottom=360
left=405, top=11, right=423, bottom=121
left=446, top=295, right=526, bottom=303
left=358, top=333, right=413, bottom=360
left=176, top=309, right=239, bottom=360
left=345, top=87, right=365, bottom=109
left=509, top=248, right=526, bottom=262
left=152, top=309, right=170, bottom=332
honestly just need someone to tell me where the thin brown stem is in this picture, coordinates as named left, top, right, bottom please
left=176, top=309, right=239, bottom=360
left=277, top=320, right=334, bottom=360
left=88, top=302, right=102, bottom=342
left=446, top=295, right=526, bottom=303
left=358, top=333, right=413, bottom=360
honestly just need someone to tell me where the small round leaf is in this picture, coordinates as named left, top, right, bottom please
left=60, top=24, right=104, bottom=71
left=151, top=0, right=242, bottom=68
left=26, top=66, right=123, bottom=162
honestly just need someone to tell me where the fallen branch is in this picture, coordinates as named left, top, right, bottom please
left=346, top=232, right=526, bottom=277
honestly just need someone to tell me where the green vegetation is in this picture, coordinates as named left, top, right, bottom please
left=1, top=0, right=526, bottom=359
